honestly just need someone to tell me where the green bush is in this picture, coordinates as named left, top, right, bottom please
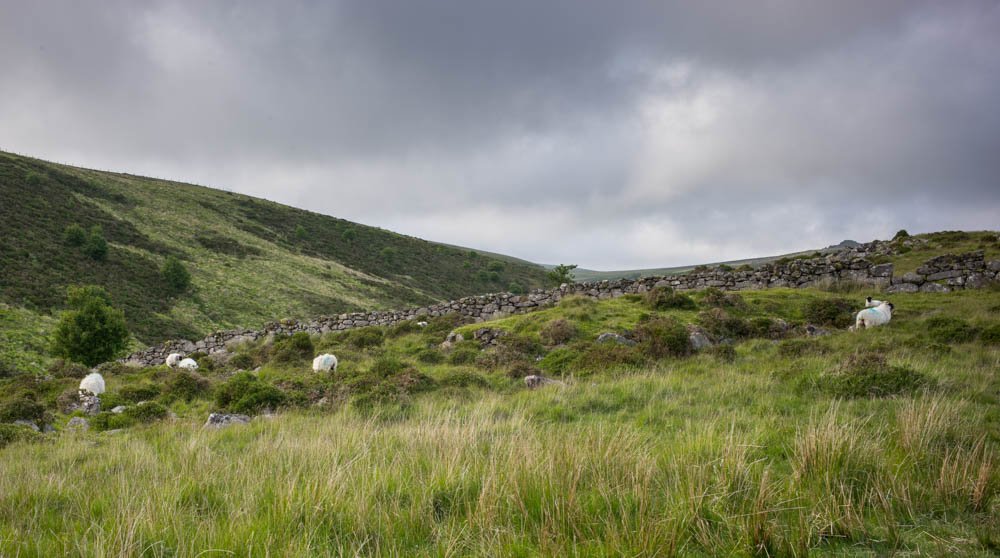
left=777, top=339, right=829, bottom=358
left=803, top=298, right=855, bottom=328
left=91, top=401, right=169, bottom=431
left=893, top=229, right=910, bottom=240
left=83, top=225, right=108, bottom=260
left=215, top=372, right=285, bottom=414
left=700, top=288, right=746, bottom=310
left=341, top=327, right=384, bottom=349
left=643, top=286, right=697, bottom=311
left=164, top=371, right=210, bottom=402
left=822, top=352, right=930, bottom=398
left=539, top=319, right=577, bottom=345
left=925, top=317, right=979, bottom=344
left=46, top=359, right=89, bottom=378
left=575, top=343, right=646, bottom=371
left=448, top=347, right=479, bottom=365
left=229, top=352, right=255, bottom=370
left=476, top=335, right=543, bottom=369
left=438, top=370, right=490, bottom=388
left=162, top=256, right=192, bottom=293
left=416, top=348, right=444, bottom=364
left=508, top=282, right=526, bottom=295
left=387, top=320, right=420, bottom=338
left=633, top=317, right=692, bottom=358
left=708, top=344, right=736, bottom=363
left=118, top=383, right=162, bottom=403
left=0, top=397, right=45, bottom=423
left=980, top=323, right=1000, bottom=345
left=506, top=361, right=540, bottom=379
left=0, top=424, right=42, bottom=449
left=697, top=308, right=751, bottom=340
left=63, top=224, right=87, bottom=246
left=270, top=332, right=315, bottom=364
left=50, top=285, right=129, bottom=367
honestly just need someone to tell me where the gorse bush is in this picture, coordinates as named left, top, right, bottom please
left=0, top=423, right=41, bottom=449
left=643, top=286, right=697, bottom=311
left=803, top=297, right=855, bottom=328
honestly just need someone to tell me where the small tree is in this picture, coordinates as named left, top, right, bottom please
left=162, top=256, right=191, bottom=293
left=51, top=285, right=130, bottom=366
left=294, top=224, right=307, bottom=241
left=84, top=225, right=108, bottom=260
left=63, top=224, right=87, bottom=246
left=547, top=264, right=577, bottom=286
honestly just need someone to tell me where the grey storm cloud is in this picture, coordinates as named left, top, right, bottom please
left=1, top=0, right=998, bottom=269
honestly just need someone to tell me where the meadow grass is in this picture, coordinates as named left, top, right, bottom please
left=1, top=287, right=998, bottom=556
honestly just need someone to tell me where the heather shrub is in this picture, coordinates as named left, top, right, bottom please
left=822, top=351, right=930, bottom=398
left=270, top=332, right=315, bottom=363
left=803, top=298, right=854, bottom=328
left=643, top=286, right=697, bottom=311
left=633, top=317, right=691, bottom=358
left=697, top=308, right=751, bottom=340
left=539, top=318, right=577, bottom=345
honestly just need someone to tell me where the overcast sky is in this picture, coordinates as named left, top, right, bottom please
left=2, top=1, right=998, bottom=269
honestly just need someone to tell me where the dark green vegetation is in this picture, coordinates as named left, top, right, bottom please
left=49, top=286, right=129, bottom=367
left=0, top=151, right=548, bottom=345
left=1, top=286, right=998, bottom=555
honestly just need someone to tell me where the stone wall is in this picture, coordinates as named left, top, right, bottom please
left=122, top=245, right=998, bottom=366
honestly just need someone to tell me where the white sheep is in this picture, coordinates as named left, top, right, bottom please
left=865, top=296, right=884, bottom=308
left=165, top=353, right=184, bottom=368
left=855, top=301, right=894, bottom=330
left=79, top=372, right=106, bottom=395
left=416, top=321, right=429, bottom=327
left=178, top=358, right=199, bottom=370
left=312, top=353, right=338, bottom=372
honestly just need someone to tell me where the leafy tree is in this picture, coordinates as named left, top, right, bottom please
left=294, top=224, right=307, bottom=241
left=162, top=256, right=191, bottom=293
left=83, top=225, right=108, bottom=260
left=63, top=224, right=87, bottom=246
left=547, top=264, right=577, bottom=286
left=51, top=285, right=130, bottom=366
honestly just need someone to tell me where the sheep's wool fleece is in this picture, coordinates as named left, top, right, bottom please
left=313, top=354, right=338, bottom=372
left=166, top=353, right=184, bottom=367
left=79, top=373, right=106, bottom=395
left=178, top=358, right=199, bottom=370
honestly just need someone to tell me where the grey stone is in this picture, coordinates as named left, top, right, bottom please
left=870, top=263, right=893, bottom=277
left=900, top=272, right=924, bottom=285
left=111, top=406, right=127, bottom=414
left=67, top=417, right=89, bottom=430
left=988, top=260, right=1000, bottom=272
left=596, top=332, right=636, bottom=346
left=688, top=328, right=713, bottom=350
left=926, top=270, right=963, bottom=281
left=805, top=324, right=830, bottom=337
left=886, top=283, right=919, bottom=294
left=12, top=420, right=39, bottom=432
left=964, top=273, right=990, bottom=289
left=78, top=393, right=101, bottom=416
left=204, top=413, right=251, bottom=428
left=919, top=282, right=950, bottom=293
left=524, top=375, right=562, bottom=389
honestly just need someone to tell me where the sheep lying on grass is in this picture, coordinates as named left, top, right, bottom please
left=79, top=372, right=106, bottom=395
left=312, top=353, right=338, bottom=372
left=416, top=321, right=429, bottom=328
left=178, top=358, right=199, bottom=370
left=165, top=353, right=184, bottom=368
left=855, top=301, right=894, bottom=330
left=865, top=296, right=884, bottom=308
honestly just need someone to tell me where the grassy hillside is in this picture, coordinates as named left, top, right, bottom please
left=0, top=151, right=549, bottom=344
left=1, top=286, right=998, bottom=555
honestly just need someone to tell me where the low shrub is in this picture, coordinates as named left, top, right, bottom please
left=229, top=353, right=254, bottom=370
left=118, top=383, right=162, bottom=403
left=633, top=317, right=692, bottom=358
left=803, top=298, right=855, bottom=328
left=270, top=332, right=316, bottom=364
left=416, top=347, right=445, bottom=364
left=0, top=424, right=42, bottom=449
left=575, top=343, right=646, bottom=372
left=506, top=361, right=540, bottom=379
left=777, top=339, right=829, bottom=358
left=925, top=317, right=979, bottom=344
left=476, top=335, right=543, bottom=369
left=164, top=371, right=211, bottom=402
left=700, top=288, right=746, bottom=310
left=343, top=327, right=384, bottom=350
left=438, top=370, right=490, bottom=389
left=980, top=323, right=1000, bottom=345
left=644, top=286, right=697, bottom=311
left=822, top=351, right=930, bottom=398
left=0, top=397, right=45, bottom=423
left=448, top=347, right=480, bottom=365
left=424, top=314, right=470, bottom=335
left=539, top=319, right=577, bottom=345
left=697, top=308, right=751, bottom=340
left=47, top=359, right=89, bottom=378
left=387, top=320, right=421, bottom=338
left=537, top=347, right=579, bottom=377
left=215, top=372, right=285, bottom=414
left=0, top=358, right=18, bottom=379
left=90, top=402, right=169, bottom=431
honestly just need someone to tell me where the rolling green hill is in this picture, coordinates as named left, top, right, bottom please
left=0, top=151, right=549, bottom=345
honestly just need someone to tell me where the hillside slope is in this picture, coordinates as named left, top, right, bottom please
left=0, top=151, right=549, bottom=344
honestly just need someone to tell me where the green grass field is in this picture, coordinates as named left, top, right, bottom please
left=2, top=285, right=998, bottom=556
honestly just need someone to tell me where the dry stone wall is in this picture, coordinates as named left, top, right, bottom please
left=122, top=245, right=998, bottom=366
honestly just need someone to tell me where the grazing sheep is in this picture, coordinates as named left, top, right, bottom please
left=165, top=353, right=184, bottom=368
left=312, top=353, right=339, bottom=372
left=79, top=372, right=106, bottom=395
left=865, top=296, right=884, bottom=308
left=855, top=301, right=894, bottom=330
left=178, top=358, right=199, bottom=370
left=416, top=321, right=429, bottom=327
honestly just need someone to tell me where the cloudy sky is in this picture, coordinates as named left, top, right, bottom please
left=2, top=1, right=998, bottom=269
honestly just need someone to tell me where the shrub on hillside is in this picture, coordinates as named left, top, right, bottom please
left=162, top=256, right=192, bottom=293
left=697, top=308, right=751, bottom=340
left=215, top=372, right=286, bottom=414
left=643, top=286, right=697, bottom=311
left=90, top=401, right=169, bottom=431
left=164, top=371, right=211, bottom=402
left=0, top=358, right=18, bottom=379
left=700, top=288, right=747, bottom=310
left=118, top=383, right=162, bottom=403
left=0, top=397, right=46, bottom=423
left=822, top=351, right=930, bottom=398
left=62, top=224, right=87, bottom=247
left=476, top=335, right=542, bottom=369
left=0, top=423, right=42, bottom=449
left=538, top=347, right=578, bottom=376
left=270, top=332, right=315, bottom=364
left=415, top=347, right=444, bottom=364
left=229, top=352, right=255, bottom=370
left=633, top=317, right=691, bottom=358
left=803, top=298, right=854, bottom=328
left=50, top=285, right=129, bottom=367
left=387, top=320, right=420, bottom=338
left=506, top=361, right=540, bottom=379
left=574, top=342, right=646, bottom=372
left=438, top=369, right=490, bottom=388
left=539, top=318, right=577, bottom=345
left=893, top=229, right=910, bottom=240
left=708, top=344, right=737, bottom=363
left=448, top=347, right=480, bottom=365
left=925, top=317, right=979, bottom=344
left=980, top=323, right=1000, bottom=345
left=46, top=358, right=89, bottom=378
left=83, top=225, right=108, bottom=260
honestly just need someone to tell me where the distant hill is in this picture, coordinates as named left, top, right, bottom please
left=0, top=151, right=549, bottom=344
